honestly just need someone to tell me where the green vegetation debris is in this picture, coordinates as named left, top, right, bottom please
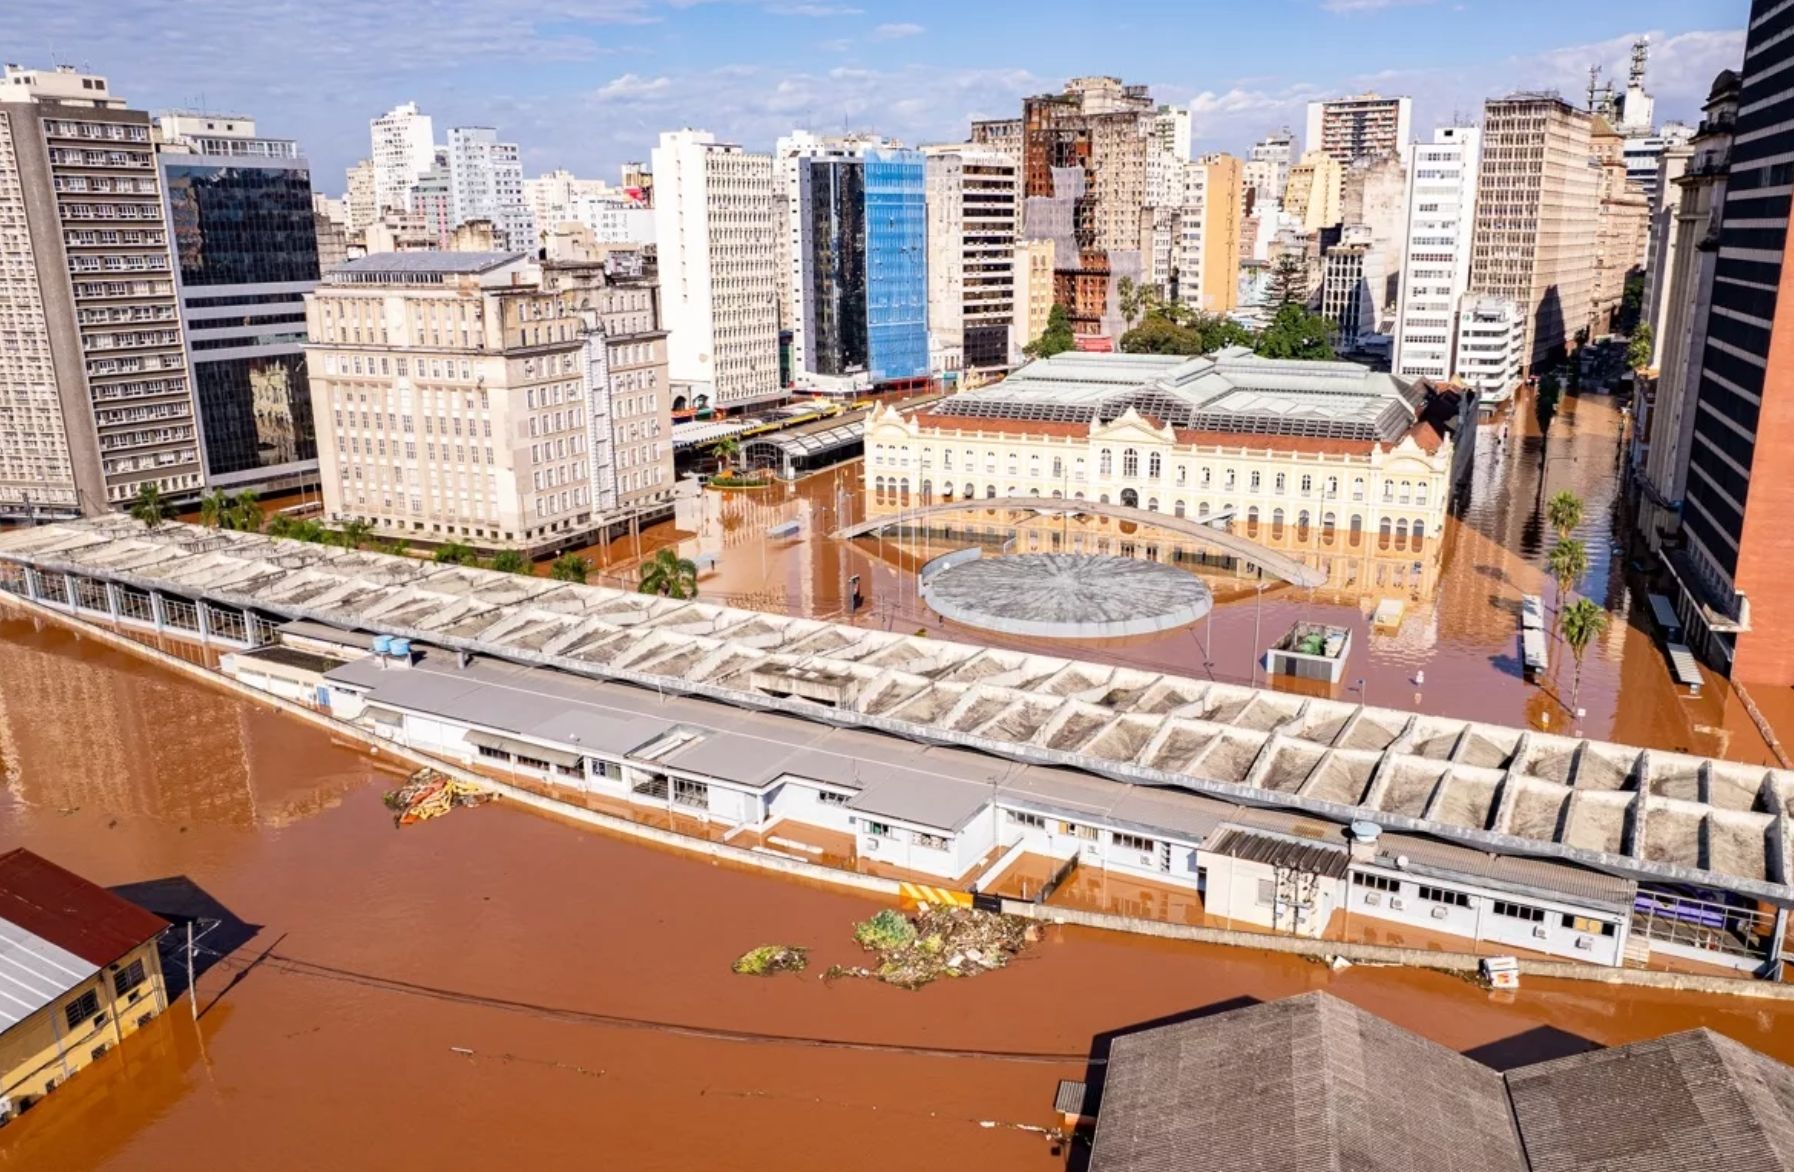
left=832, top=906, right=1036, bottom=990
left=731, top=945, right=809, bottom=976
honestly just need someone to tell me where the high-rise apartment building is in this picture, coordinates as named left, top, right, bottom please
left=1146, top=154, right=1242, bottom=313
left=447, top=127, right=535, bottom=254
left=345, top=158, right=375, bottom=234
left=651, top=129, right=780, bottom=412
left=1320, top=227, right=1382, bottom=349
left=968, top=118, right=1024, bottom=171
left=1012, top=239, right=1055, bottom=351
left=1667, top=0, right=1794, bottom=684
left=924, top=145, right=1018, bottom=374
left=1634, top=70, right=1737, bottom=558
left=523, top=169, right=615, bottom=231
left=1393, top=126, right=1481, bottom=384
left=0, top=64, right=199, bottom=518
left=1452, top=295, right=1525, bottom=400
left=864, top=150, right=928, bottom=384
left=1340, top=154, right=1409, bottom=327
left=774, top=131, right=893, bottom=366
left=1469, top=94, right=1600, bottom=370
left=1145, top=104, right=1193, bottom=209
left=1591, top=116, right=1651, bottom=333
left=1285, top=150, right=1344, bottom=233
left=1305, top=94, right=1412, bottom=166
left=1245, top=129, right=1297, bottom=203
left=155, top=111, right=321, bottom=490
left=370, top=102, right=433, bottom=215
left=409, top=148, right=452, bottom=247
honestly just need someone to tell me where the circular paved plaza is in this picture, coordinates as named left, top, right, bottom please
left=921, top=553, right=1212, bottom=639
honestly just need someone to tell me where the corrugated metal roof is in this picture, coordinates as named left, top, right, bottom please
left=0, top=850, right=167, bottom=969
left=0, top=917, right=96, bottom=1031
left=334, top=251, right=523, bottom=274
left=1203, top=826, right=1350, bottom=878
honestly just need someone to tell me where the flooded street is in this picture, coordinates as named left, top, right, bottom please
left=5, top=602, right=1794, bottom=1169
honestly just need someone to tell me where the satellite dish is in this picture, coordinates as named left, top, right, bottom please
left=1395, top=855, right=1410, bottom=870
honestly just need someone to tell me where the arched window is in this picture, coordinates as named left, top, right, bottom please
left=1074, top=491, right=1086, bottom=500
left=964, top=482, right=975, bottom=499
left=1174, top=501, right=1186, bottom=517
left=900, top=477, right=911, bottom=504
left=900, top=446, right=910, bottom=468
left=942, top=483, right=956, bottom=500
left=963, top=449, right=973, bottom=471
left=1416, top=482, right=1429, bottom=506
left=1350, top=514, right=1363, bottom=533
left=1412, top=520, right=1426, bottom=543
left=1351, top=477, right=1364, bottom=501
left=1122, top=448, right=1139, bottom=477
left=874, top=476, right=886, bottom=494
left=1052, top=489, right=1063, bottom=499
left=1146, top=497, right=1159, bottom=512
left=1275, top=472, right=1287, bottom=494
left=1224, top=469, right=1236, bottom=491
left=1030, top=487, right=1041, bottom=497
left=985, top=451, right=996, bottom=473
left=1121, top=487, right=1139, bottom=508
left=1396, top=519, right=1409, bottom=541
left=1007, top=452, right=1018, bottom=475
left=1198, top=502, right=1210, bottom=517
left=1325, top=476, right=1337, bottom=498
left=920, top=480, right=933, bottom=504
left=1176, top=464, right=1188, bottom=487
left=1298, top=509, right=1311, bottom=530
left=1148, top=452, right=1162, bottom=479
left=1074, top=458, right=1086, bottom=478
left=1247, top=506, right=1259, bottom=524
left=1030, top=454, right=1041, bottom=479
left=985, top=485, right=997, bottom=499
left=1272, top=507, right=1286, bottom=534
left=1099, top=493, right=1110, bottom=504
left=1200, top=467, right=1212, bottom=489
left=943, top=450, right=954, bottom=471
left=1322, top=511, right=1336, bottom=535
left=1250, top=470, right=1262, bottom=492
left=1383, top=481, right=1395, bottom=502
left=1399, top=481, right=1412, bottom=504
left=1051, top=456, right=1063, bottom=479
left=1099, top=449, right=1113, bottom=476
left=1300, top=474, right=1313, bottom=496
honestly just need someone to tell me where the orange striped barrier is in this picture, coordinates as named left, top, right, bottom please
left=898, top=882, right=972, bottom=909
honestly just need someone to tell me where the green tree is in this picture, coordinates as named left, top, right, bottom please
left=488, top=549, right=531, bottom=574
left=1024, top=303, right=1076, bottom=360
left=1255, top=302, right=1335, bottom=361
left=708, top=435, right=742, bottom=476
left=198, top=488, right=232, bottom=530
left=1561, top=598, right=1610, bottom=719
left=637, top=547, right=698, bottom=599
left=267, top=513, right=295, bottom=539
left=379, top=538, right=411, bottom=557
left=337, top=518, right=374, bottom=551
left=1547, top=537, right=1589, bottom=619
left=433, top=541, right=479, bottom=565
left=1121, top=309, right=1255, bottom=356
left=1267, top=253, right=1308, bottom=307
left=231, top=489, right=264, bottom=533
left=1117, top=276, right=1152, bottom=328
left=1535, top=371, right=1562, bottom=442
left=1546, top=490, right=1584, bottom=542
left=1625, top=324, right=1655, bottom=374
left=129, top=483, right=169, bottom=529
left=550, top=553, right=593, bottom=584
left=292, top=519, right=326, bottom=543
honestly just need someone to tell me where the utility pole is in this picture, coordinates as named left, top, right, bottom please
left=186, top=920, right=198, bottom=1021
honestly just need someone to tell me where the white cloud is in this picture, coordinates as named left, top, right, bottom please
left=764, top=3, right=863, bottom=14
left=1318, top=0, right=1433, bottom=12
left=871, top=21, right=924, bottom=39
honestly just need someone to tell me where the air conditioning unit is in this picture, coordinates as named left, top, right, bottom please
left=1363, top=892, right=1381, bottom=907
left=1532, top=926, right=1548, bottom=939
left=1138, top=854, right=1154, bottom=867
left=1430, top=906, right=1449, bottom=920
left=863, top=837, right=879, bottom=852
left=1574, top=936, right=1593, bottom=950
left=1389, top=896, right=1405, bottom=911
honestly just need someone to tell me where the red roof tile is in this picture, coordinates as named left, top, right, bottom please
left=0, top=849, right=168, bottom=967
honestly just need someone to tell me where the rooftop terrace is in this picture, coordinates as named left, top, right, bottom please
left=1, top=517, right=1791, bottom=903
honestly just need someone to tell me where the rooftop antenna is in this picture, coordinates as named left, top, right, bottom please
left=1630, top=35, right=1649, bottom=89
left=1586, top=64, right=1602, bottom=113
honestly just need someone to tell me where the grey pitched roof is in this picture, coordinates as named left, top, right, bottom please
left=1089, top=992, right=1528, bottom=1172
left=335, top=251, right=524, bottom=274
left=1507, top=1029, right=1794, bottom=1172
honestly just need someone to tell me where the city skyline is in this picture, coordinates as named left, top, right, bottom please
left=0, top=1, right=1745, bottom=189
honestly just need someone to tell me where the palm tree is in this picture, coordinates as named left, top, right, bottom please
left=708, top=435, right=742, bottom=477
left=638, top=547, right=698, bottom=599
left=550, top=553, right=592, bottom=584
left=198, top=488, right=232, bottom=530
left=1561, top=598, right=1610, bottom=721
left=433, top=541, right=478, bottom=565
left=267, top=513, right=296, bottom=539
left=232, top=489, right=264, bottom=533
left=1547, top=538, right=1589, bottom=638
left=337, top=518, right=374, bottom=551
left=1545, top=490, right=1583, bottom=542
left=129, top=483, right=169, bottom=529
left=489, top=549, right=531, bottom=574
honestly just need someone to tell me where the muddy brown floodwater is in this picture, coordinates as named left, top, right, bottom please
left=4, top=615, right=1794, bottom=1168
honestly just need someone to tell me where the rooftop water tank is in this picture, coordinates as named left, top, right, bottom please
left=372, top=634, right=393, bottom=655
left=390, top=638, right=411, bottom=658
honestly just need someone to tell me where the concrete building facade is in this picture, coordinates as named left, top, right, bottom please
left=1591, top=116, right=1651, bottom=333
left=1012, top=238, right=1055, bottom=352
left=0, top=64, right=201, bottom=519
left=1245, top=128, right=1297, bottom=204
left=924, top=145, right=1018, bottom=376
left=447, top=127, right=534, bottom=255
left=1146, top=154, right=1242, bottom=314
left=650, top=130, right=780, bottom=413
left=1469, top=94, right=1600, bottom=370
left=1305, top=94, right=1412, bottom=166
left=369, top=101, right=433, bottom=216
left=1285, top=150, right=1344, bottom=234
left=344, top=158, right=375, bottom=235
left=1452, top=295, right=1525, bottom=404
left=1393, top=127, right=1481, bottom=384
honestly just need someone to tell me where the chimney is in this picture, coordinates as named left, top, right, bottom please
left=1348, top=820, right=1381, bottom=863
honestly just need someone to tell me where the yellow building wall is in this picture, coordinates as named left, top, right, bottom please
left=0, top=939, right=168, bottom=1112
left=1198, top=155, right=1243, bottom=314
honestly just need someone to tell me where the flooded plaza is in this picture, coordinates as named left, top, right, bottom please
left=4, top=389, right=1794, bottom=1169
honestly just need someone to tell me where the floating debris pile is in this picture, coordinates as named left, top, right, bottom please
left=383, top=768, right=493, bottom=827
left=827, top=907, right=1036, bottom=990
left=731, top=945, right=810, bottom=976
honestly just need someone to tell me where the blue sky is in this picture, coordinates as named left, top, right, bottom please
left=0, top=0, right=1748, bottom=195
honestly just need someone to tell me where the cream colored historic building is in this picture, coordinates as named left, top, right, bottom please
left=864, top=351, right=1458, bottom=545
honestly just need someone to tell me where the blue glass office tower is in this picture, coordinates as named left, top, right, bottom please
left=862, top=149, right=928, bottom=383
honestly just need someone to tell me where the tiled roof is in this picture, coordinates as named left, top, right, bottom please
left=0, top=849, right=167, bottom=969
left=1088, top=992, right=1528, bottom=1172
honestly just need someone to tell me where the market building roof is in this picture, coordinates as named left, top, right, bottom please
left=918, top=349, right=1428, bottom=444
left=0, top=849, right=168, bottom=1030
